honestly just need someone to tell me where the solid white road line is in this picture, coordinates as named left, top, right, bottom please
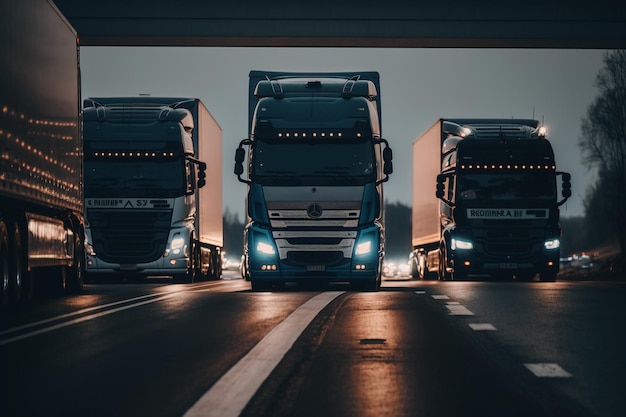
left=184, top=291, right=344, bottom=417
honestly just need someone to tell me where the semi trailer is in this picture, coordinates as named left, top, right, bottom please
left=83, top=97, right=223, bottom=282
left=1, top=0, right=84, bottom=304
left=235, top=71, right=393, bottom=291
left=410, top=118, right=571, bottom=281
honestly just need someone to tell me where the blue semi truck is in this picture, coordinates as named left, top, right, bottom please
left=235, top=71, right=393, bottom=290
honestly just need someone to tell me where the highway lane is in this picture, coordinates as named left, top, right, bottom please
left=1, top=272, right=623, bottom=417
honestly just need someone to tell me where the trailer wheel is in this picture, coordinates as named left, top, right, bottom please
left=0, top=221, right=9, bottom=306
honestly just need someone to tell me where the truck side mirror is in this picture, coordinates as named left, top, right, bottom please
left=234, top=143, right=251, bottom=184
left=436, top=174, right=445, bottom=199
left=197, top=164, right=206, bottom=189
left=234, top=147, right=245, bottom=176
left=383, top=147, right=393, bottom=175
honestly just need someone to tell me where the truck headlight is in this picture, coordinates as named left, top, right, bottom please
left=355, top=240, right=372, bottom=256
left=170, top=236, right=186, bottom=255
left=451, top=238, right=473, bottom=250
left=256, top=241, right=276, bottom=255
left=544, top=238, right=560, bottom=250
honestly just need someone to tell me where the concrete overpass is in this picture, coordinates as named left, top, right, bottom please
left=54, top=0, right=625, bottom=48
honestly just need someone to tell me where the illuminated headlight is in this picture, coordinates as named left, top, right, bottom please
left=451, top=238, right=473, bottom=250
left=544, top=239, right=560, bottom=250
left=170, top=236, right=186, bottom=255
left=355, top=240, right=372, bottom=256
left=256, top=241, right=276, bottom=255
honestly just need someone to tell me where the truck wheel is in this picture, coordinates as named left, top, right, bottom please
left=410, top=257, right=419, bottom=279
left=539, top=271, right=557, bottom=282
left=438, top=245, right=452, bottom=280
left=451, top=268, right=466, bottom=280
left=0, top=221, right=9, bottom=306
left=251, top=280, right=272, bottom=291
left=515, top=272, right=535, bottom=282
left=210, top=250, right=221, bottom=280
left=10, top=223, right=32, bottom=302
left=173, top=242, right=196, bottom=283
left=67, top=235, right=85, bottom=293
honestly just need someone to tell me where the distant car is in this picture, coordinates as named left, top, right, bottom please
left=223, top=257, right=241, bottom=271
left=396, top=262, right=410, bottom=277
left=383, top=261, right=397, bottom=277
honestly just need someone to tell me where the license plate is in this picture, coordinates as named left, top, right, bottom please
left=499, top=263, right=518, bottom=269
left=307, top=265, right=325, bottom=272
left=120, top=264, right=138, bottom=271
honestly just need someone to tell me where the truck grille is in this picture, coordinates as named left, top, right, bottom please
left=287, top=251, right=345, bottom=266
left=87, top=210, right=172, bottom=263
left=469, top=219, right=547, bottom=258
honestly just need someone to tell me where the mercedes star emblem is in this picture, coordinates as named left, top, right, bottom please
left=307, top=203, right=323, bottom=218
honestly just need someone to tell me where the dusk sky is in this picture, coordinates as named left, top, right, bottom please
left=80, top=47, right=607, bottom=220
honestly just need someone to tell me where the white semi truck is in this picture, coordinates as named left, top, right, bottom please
left=83, top=97, right=223, bottom=282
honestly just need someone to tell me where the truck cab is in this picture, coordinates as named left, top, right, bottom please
left=436, top=119, right=571, bottom=281
left=235, top=72, right=393, bottom=290
left=83, top=97, right=222, bottom=282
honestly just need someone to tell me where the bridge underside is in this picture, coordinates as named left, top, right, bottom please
left=54, top=0, right=625, bottom=48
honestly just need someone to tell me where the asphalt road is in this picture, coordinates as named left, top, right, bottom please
left=1, top=271, right=624, bottom=417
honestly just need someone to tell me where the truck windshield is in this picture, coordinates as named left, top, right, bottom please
left=457, top=172, right=555, bottom=201
left=251, top=140, right=376, bottom=185
left=85, top=157, right=186, bottom=198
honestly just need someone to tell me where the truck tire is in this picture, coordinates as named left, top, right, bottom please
left=410, top=257, right=419, bottom=279
left=438, top=245, right=452, bottom=280
left=0, top=221, right=9, bottom=306
left=251, top=279, right=272, bottom=291
left=209, top=250, right=221, bottom=280
left=67, top=234, right=85, bottom=293
left=173, top=240, right=197, bottom=283
left=539, top=271, right=557, bottom=282
left=10, top=222, right=32, bottom=302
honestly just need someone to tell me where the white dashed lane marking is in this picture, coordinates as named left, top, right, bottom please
left=468, top=323, right=497, bottom=331
left=431, top=294, right=449, bottom=300
left=525, top=363, right=572, bottom=378
left=446, top=303, right=475, bottom=316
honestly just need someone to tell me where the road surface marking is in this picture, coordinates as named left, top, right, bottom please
left=524, top=363, right=572, bottom=378
left=0, top=282, right=217, bottom=339
left=432, top=294, right=449, bottom=299
left=469, top=323, right=497, bottom=331
left=446, top=304, right=474, bottom=315
left=0, top=293, right=181, bottom=346
left=415, top=291, right=426, bottom=294
left=184, top=291, right=344, bottom=417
